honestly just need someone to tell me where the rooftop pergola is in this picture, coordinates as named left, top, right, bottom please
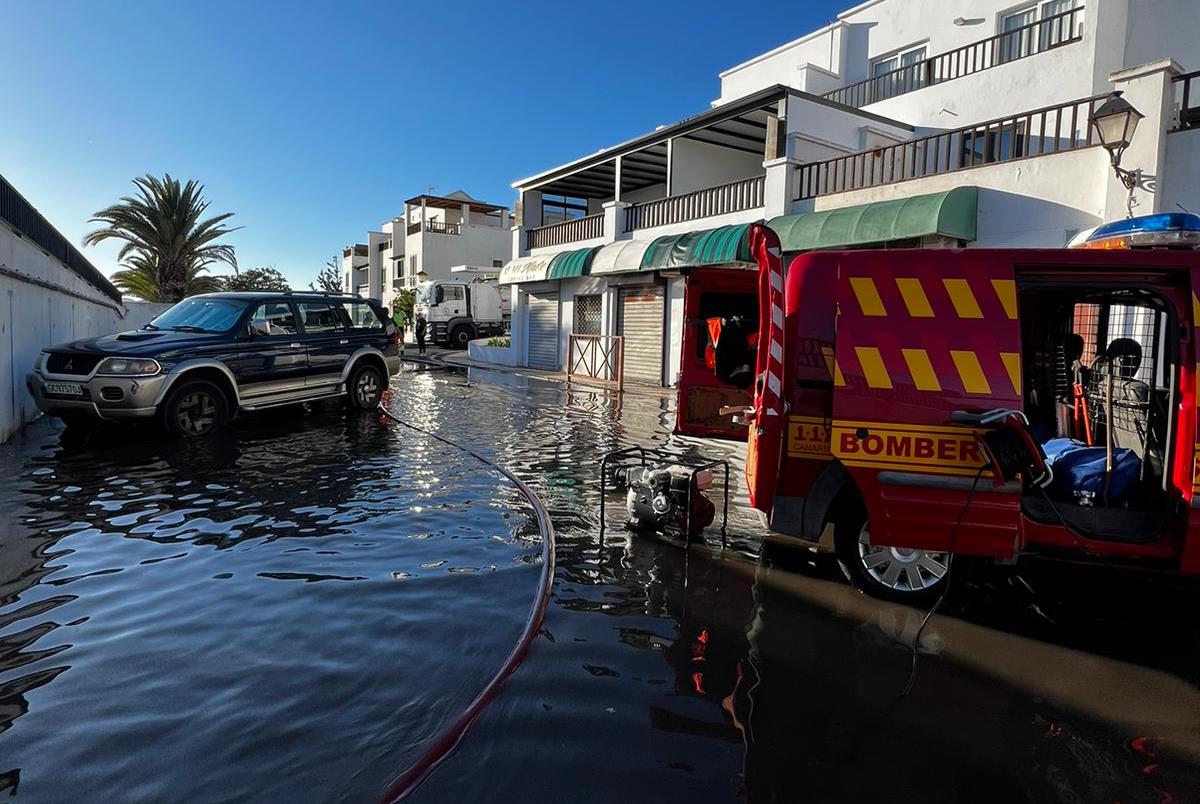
left=514, top=86, right=790, bottom=201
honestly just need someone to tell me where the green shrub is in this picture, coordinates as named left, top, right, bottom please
left=485, top=336, right=511, bottom=348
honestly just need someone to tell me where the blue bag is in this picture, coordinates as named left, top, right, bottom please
left=1042, top=438, right=1141, bottom=501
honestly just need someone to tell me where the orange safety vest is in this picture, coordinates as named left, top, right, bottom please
left=705, top=317, right=723, bottom=369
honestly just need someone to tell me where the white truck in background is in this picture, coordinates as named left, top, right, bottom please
left=413, top=273, right=511, bottom=348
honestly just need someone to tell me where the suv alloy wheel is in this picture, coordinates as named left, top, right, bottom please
left=347, top=363, right=385, bottom=410
left=161, top=379, right=229, bottom=437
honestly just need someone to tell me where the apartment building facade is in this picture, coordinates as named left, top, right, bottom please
left=343, top=190, right=510, bottom=311
left=500, top=0, right=1200, bottom=387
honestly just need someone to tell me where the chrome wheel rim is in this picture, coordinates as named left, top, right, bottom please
left=857, top=522, right=948, bottom=592
left=176, top=391, right=218, bottom=435
left=355, top=371, right=380, bottom=405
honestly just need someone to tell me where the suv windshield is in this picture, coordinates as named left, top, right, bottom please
left=148, top=298, right=249, bottom=333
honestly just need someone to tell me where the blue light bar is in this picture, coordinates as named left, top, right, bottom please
left=1069, top=212, right=1200, bottom=249
left=1090, top=213, right=1200, bottom=239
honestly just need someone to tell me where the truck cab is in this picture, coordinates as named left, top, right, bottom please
left=413, top=278, right=511, bottom=348
left=677, top=221, right=1200, bottom=603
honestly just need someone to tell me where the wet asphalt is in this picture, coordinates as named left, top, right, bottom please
left=1, top=363, right=1198, bottom=803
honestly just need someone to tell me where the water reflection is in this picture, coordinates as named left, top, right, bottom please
left=0, top=386, right=542, bottom=802
left=399, top=373, right=1200, bottom=804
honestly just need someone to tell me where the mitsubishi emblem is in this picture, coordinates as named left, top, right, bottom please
left=64, top=358, right=74, bottom=372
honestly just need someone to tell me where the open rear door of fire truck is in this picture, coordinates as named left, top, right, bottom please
left=673, top=267, right=760, bottom=439
left=743, top=225, right=789, bottom=511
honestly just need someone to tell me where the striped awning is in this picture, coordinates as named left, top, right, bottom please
left=767, top=187, right=978, bottom=252
left=498, top=254, right=553, bottom=284
left=639, top=223, right=754, bottom=271
left=547, top=247, right=596, bottom=280
left=591, top=239, right=655, bottom=276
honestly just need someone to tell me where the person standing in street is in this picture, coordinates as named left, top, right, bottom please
left=415, top=314, right=427, bottom=355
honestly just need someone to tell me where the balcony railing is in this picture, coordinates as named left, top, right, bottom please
left=625, top=176, right=765, bottom=231
left=526, top=213, right=604, bottom=250
left=1173, top=70, right=1200, bottom=132
left=795, top=93, right=1108, bottom=201
left=823, top=6, right=1084, bottom=109
left=406, top=220, right=462, bottom=236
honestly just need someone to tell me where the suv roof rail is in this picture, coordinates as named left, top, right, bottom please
left=281, top=290, right=361, bottom=298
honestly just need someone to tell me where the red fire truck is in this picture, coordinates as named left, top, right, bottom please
left=677, top=218, right=1200, bottom=603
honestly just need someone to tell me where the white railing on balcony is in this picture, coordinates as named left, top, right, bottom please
left=526, top=213, right=604, bottom=249
left=625, top=175, right=765, bottom=231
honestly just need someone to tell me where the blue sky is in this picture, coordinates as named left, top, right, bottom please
left=0, top=0, right=846, bottom=289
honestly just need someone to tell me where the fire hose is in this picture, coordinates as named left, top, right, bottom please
left=376, top=404, right=556, bottom=801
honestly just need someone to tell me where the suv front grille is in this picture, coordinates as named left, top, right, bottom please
left=46, top=352, right=103, bottom=376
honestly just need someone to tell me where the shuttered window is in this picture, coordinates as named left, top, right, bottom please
left=618, top=285, right=665, bottom=385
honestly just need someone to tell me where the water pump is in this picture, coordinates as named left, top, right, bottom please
left=600, top=448, right=729, bottom=543
left=616, top=464, right=715, bottom=537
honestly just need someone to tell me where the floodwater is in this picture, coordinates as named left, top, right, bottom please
left=2, top=365, right=1200, bottom=803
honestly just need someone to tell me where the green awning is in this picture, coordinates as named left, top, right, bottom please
left=767, top=186, right=978, bottom=252
left=640, top=223, right=754, bottom=271
left=547, top=247, right=596, bottom=280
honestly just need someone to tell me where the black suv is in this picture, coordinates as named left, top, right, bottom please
left=27, top=292, right=402, bottom=437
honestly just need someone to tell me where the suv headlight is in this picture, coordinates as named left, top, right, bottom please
left=97, top=357, right=162, bottom=376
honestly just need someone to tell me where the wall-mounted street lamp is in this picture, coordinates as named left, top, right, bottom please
left=1089, top=93, right=1145, bottom=190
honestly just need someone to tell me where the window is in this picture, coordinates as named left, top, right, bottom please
left=542, top=194, right=589, bottom=225
left=999, top=2, right=1077, bottom=63
left=961, top=121, right=1028, bottom=165
left=297, top=302, right=344, bottom=335
left=573, top=295, right=602, bottom=336
left=442, top=285, right=465, bottom=302
left=340, top=301, right=386, bottom=331
left=493, top=259, right=504, bottom=268
left=869, top=45, right=927, bottom=102
left=249, top=301, right=298, bottom=336
left=409, top=255, right=417, bottom=275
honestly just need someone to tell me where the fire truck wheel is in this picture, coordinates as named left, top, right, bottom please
left=834, top=503, right=948, bottom=605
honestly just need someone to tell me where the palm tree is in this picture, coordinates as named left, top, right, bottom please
left=85, top=174, right=239, bottom=302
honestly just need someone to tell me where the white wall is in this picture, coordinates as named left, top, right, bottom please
left=805, top=145, right=1112, bottom=247
left=416, top=224, right=512, bottom=282
left=1161, top=129, right=1200, bottom=216
left=786, top=94, right=912, bottom=156
left=670, top=138, right=764, bottom=194
left=0, top=220, right=139, bottom=442
left=1124, top=0, right=1199, bottom=72
left=718, top=23, right=848, bottom=103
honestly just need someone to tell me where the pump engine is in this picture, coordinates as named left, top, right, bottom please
left=615, top=464, right=715, bottom=538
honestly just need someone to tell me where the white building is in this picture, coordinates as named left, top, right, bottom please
left=343, top=190, right=510, bottom=311
left=500, top=0, right=1200, bottom=387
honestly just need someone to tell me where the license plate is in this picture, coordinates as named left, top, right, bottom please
left=45, top=382, right=84, bottom=396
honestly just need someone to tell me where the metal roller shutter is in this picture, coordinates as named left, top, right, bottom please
left=618, top=285, right=665, bottom=385
left=527, top=292, right=560, bottom=370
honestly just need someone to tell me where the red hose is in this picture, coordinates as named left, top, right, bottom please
left=377, top=407, right=556, bottom=802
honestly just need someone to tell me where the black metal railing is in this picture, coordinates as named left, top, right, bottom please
left=795, top=93, right=1109, bottom=200
left=406, top=220, right=462, bottom=236
left=0, top=173, right=121, bottom=302
left=526, top=213, right=604, bottom=249
left=625, top=176, right=765, bottom=230
left=1173, top=70, right=1200, bottom=132
left=823, top=6, right=1084, bottom=109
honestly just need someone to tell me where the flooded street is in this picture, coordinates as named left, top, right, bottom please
left=2, top=365, right=1199, bottom=802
